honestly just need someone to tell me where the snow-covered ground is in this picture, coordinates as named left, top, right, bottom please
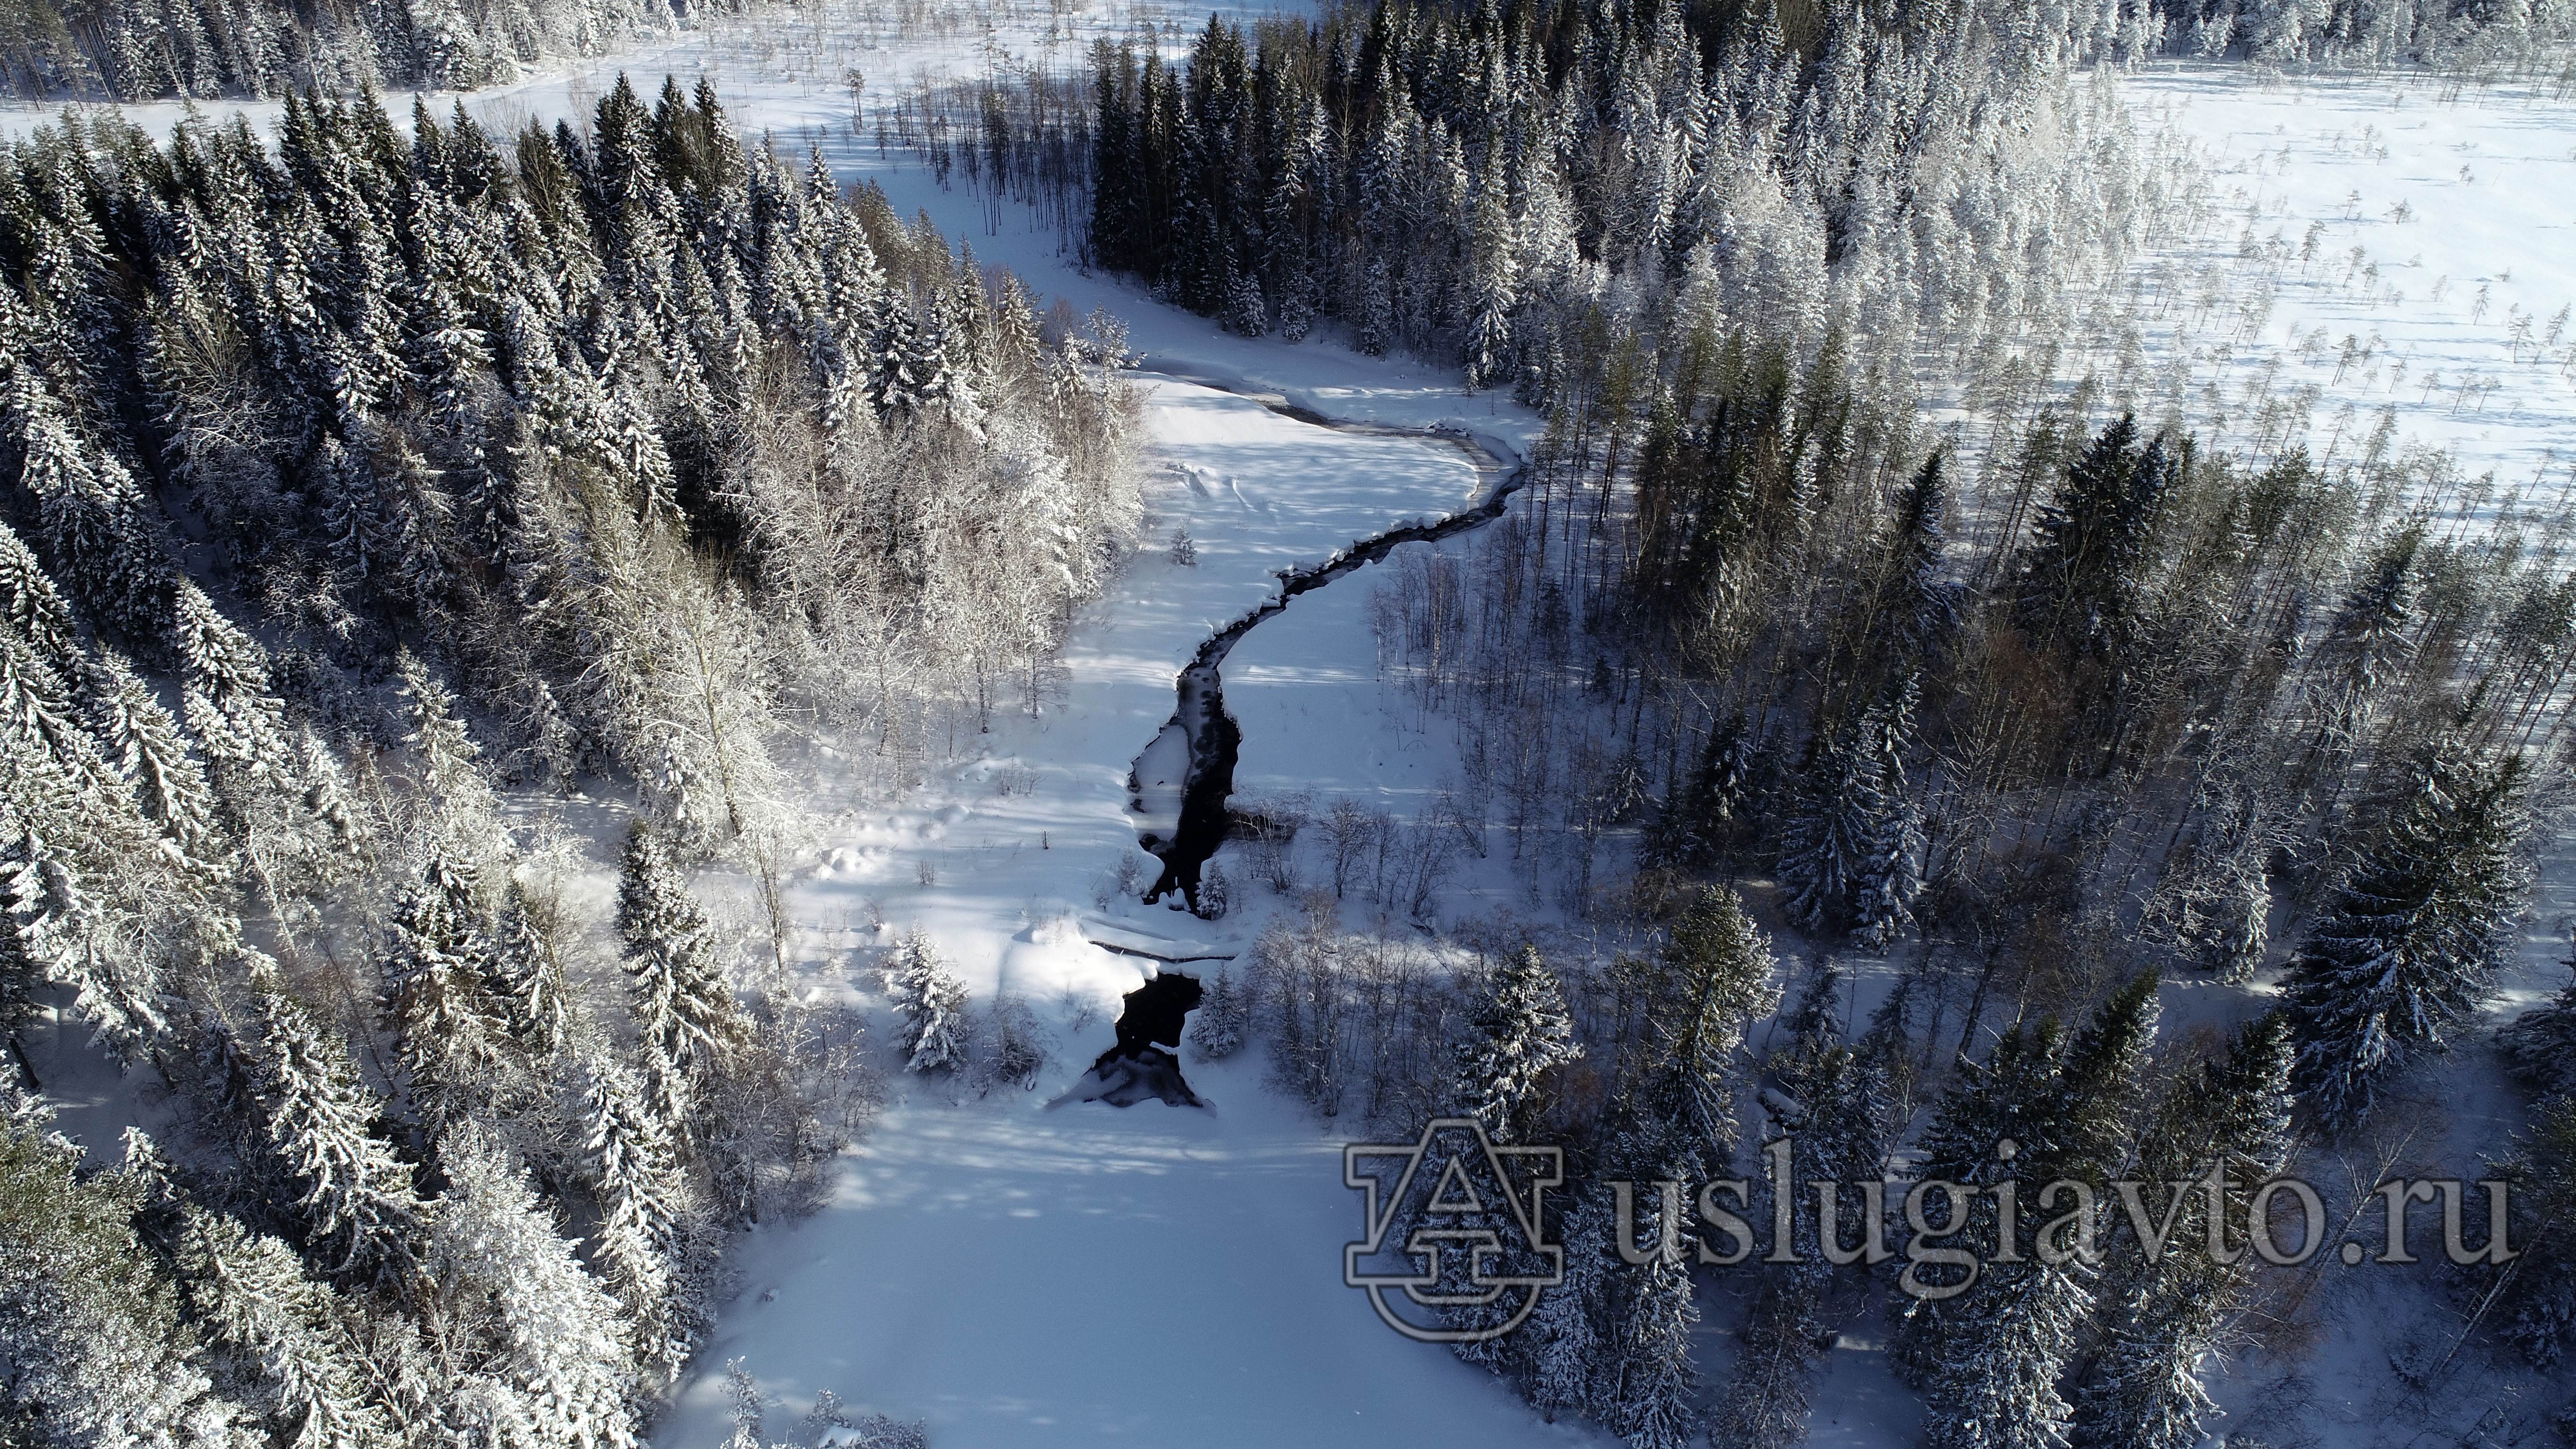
left=2121, top=62, right=2576, bottom=520
left=651, top=379, right=1599, bottom=1445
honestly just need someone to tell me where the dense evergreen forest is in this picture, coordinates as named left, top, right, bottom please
left=0, top=0, right=708, bottom=98
left=3, top=0, right=2569, bottom=100
left=0, top=73, right=1139, bottom=1447
left=895, top=0, right=2576, bottom=1442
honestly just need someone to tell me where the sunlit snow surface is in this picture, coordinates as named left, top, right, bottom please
left=2123, top=62, right=2576, bottom=521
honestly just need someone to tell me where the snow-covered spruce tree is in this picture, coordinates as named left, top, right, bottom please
left=579, top=1051, right=699, bottom=1385
left=1625, top=886, right=1780, bottom=1167
left=395, top=647, right=496, bottom=832
left=1603, top=1202, right=1701, bottom=1449
left=1713, top=974, right=1910, bottom=1449
left=1452, top=943, right=1579, bottom=1142
left=0, top=1112, right=249, bottom=1448
left=1544, top=895, right=1776, bottom=1440
left=0, top=516, right=77, bottom=664
left=493, top=878, right=573, bottom=1062
left=1188, top=966, right=1246, bottom=1060
left=1646, top=711, right=1761, bottom=871
left=2013, top=416, right=2174, bottom=697
left=247, top=950, right=427, bottom=1287
left=618, top=821, right=748, bottom=1128
left=1849, top=678, right=1927, bottom=951
left=2283, top=739, right=2531, bottom=1131
left=0, top=810, right=166, bottom=1059
left=2298, top=525, right=2422, bottom=776
left=77, top=647, right=216, bottom=861
left=2070, top=1012, right=2297, bottom=1449
left=1896, top=975, right=2160, bottom=1445
left=173, top=1206, right=397, bottom=1449
left=2202, top=848, right=2275, bottom=987
left=1777, top=678, right=1921, bottom=948
left=885, top=929, right=968, bottom=1074
left=1886, top=451, right=1960, bottom=660
left=379, top=853, right=511, bottom=1137
left=423, top=1124, right=637, bottom=1449
left=1525, top=1188, right=1612, bottom=1424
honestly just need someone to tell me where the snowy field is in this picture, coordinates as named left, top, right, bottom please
left=2121, top=63, right=2576, bottom=521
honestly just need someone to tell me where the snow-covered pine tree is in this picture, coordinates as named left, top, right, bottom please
left=617, top=821, right=747, bottom=1126
left=427, top=1124, right=639, bottom=1449
left=2283, top=738, right=2531, bottom=1130
left=1187, top=965, right=1245, bottom=1059
left=1452, top=943, right=1579, bottom=1141
left=885, top=929, right=967, bottom=1074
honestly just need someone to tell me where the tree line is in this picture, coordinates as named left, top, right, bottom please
left=0, top=0, right=715, bottom=99
left=0, top=72, right=1142, bottom=1448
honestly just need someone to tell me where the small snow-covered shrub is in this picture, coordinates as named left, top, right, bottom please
left=971, top=995, right=1049, bottom=1095
left=819, top=1417, right=927, bottom=1449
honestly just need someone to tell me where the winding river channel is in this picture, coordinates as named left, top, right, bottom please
left=1125, top=366, right=1531, bottom=910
